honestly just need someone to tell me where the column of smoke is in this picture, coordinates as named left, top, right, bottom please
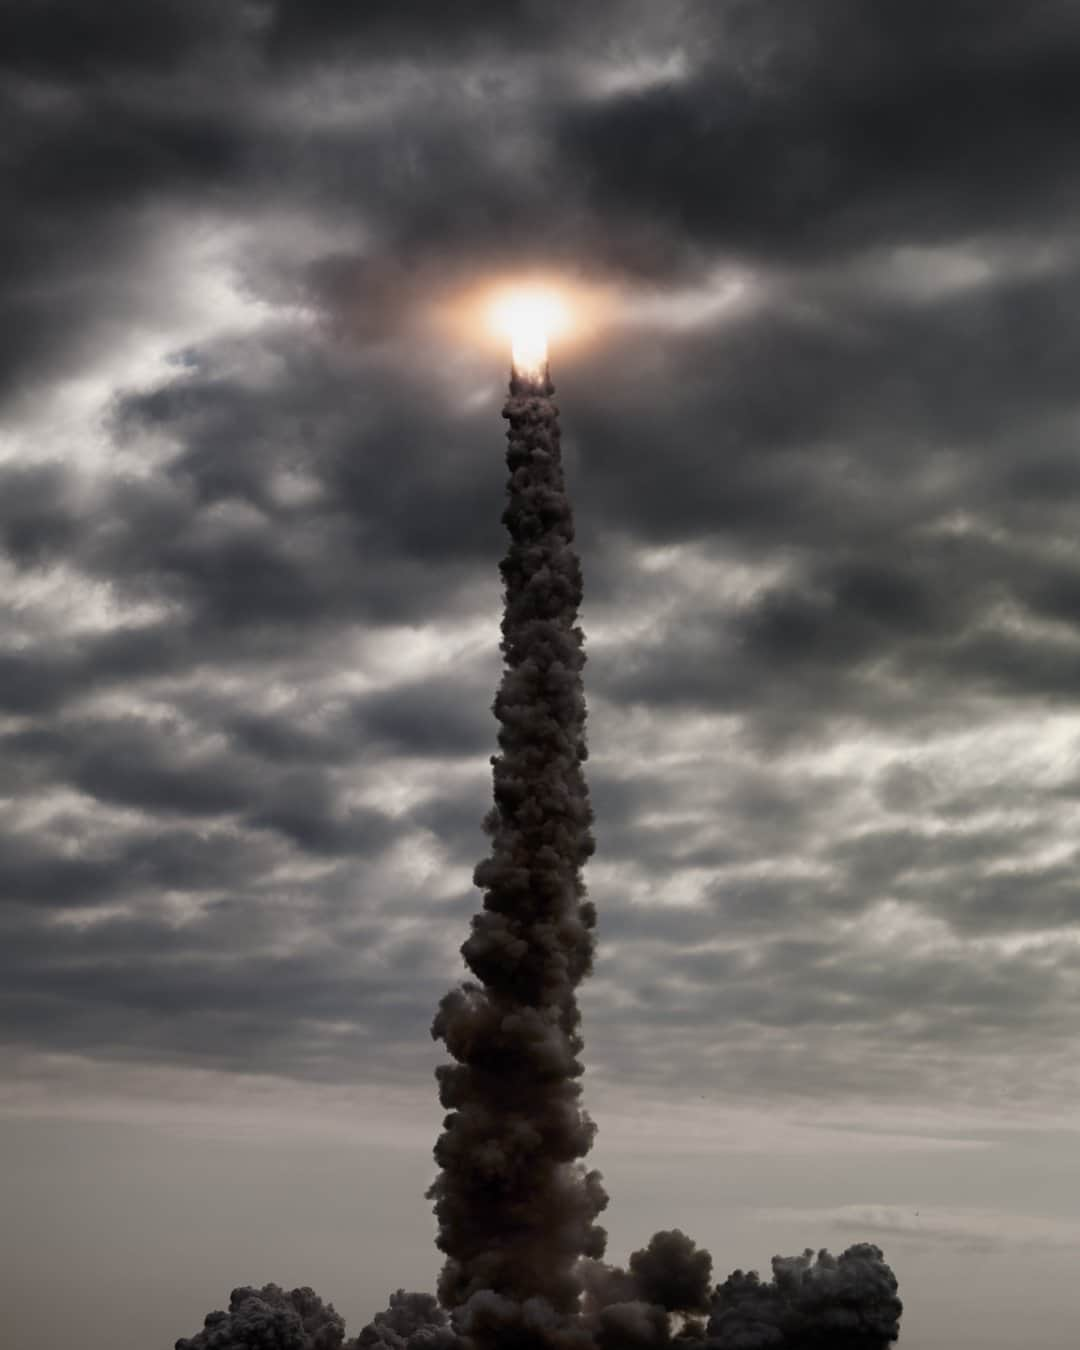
left=177, top=359, right=903, bottom=1350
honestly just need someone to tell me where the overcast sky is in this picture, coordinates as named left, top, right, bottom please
left=4, top=3, right=1080, bottom=1348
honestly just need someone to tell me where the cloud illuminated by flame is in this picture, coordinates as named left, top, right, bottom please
left=488, top=288, right=571, bottom=379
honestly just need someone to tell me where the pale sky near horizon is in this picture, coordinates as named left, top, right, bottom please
left=4, top=3, right=1080, bottom=1347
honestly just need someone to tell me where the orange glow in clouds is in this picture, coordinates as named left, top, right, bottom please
left=434, top=276, right=609, bottom=377
left=488, top=287, right=571, bottom=380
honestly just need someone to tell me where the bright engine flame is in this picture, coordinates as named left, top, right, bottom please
left=489, top=289, right=570, bottom=380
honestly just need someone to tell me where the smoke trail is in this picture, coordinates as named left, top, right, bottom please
left=174, top=360, right=903, bottom=1350
left=427, top=359, right=608, bottom=1336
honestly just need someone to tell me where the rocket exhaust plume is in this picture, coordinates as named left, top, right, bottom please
left=426, top=327, right=608, bottom=1332
left=489, top=289, right=570, bottom=386
left=176, top=320, right=903, bottom=1350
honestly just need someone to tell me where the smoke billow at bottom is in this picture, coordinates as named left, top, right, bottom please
left=176, top=370, right=902, bottom=1350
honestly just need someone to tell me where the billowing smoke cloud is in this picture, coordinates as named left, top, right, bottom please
left=707, top=1244, right=903, bottom=1349
left=583, top=1230, right=714, bottom=1316
left=175, top=1283, right=347, bottom=1349
left=357, top=1290, right=455, bottom=1350
left=176, top=367, right=903, bottom=1350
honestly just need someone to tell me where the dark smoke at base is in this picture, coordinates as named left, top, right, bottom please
left=176, top=367, right=902, bottom=1350
left=175, top=1284, right=347, bottom=1349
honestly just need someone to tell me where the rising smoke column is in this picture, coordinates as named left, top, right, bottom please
left=174, top=351, right=903, bottom=1350
left=427, top=357, right=608, bottom=1330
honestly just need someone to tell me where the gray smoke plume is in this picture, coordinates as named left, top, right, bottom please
left=175, top=1284, right=346, bottom=1350
left=426, top=359, right=608, bottom=1340
left=356, top=1290, right=455, bottom=1350
left=706, top=1245, right=903, bottom=1349
left=582, top=1230, right=713, bottom=1317
left=175, top=363, right=903, bottom=1350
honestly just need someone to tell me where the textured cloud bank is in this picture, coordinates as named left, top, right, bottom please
left=6, top=1, right=1080, bottom=1119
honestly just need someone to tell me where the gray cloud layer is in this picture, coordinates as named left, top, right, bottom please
left=4, top=0, right=1080, bottom=1119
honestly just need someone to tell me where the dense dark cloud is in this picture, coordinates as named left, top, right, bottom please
left=264, top=0, right=570, bottom=62
left=558, top=0, right=1080, bottom=263
left=0, top=0, right=243, bottom=80
left=4, top=0, right=1080, bottom=1136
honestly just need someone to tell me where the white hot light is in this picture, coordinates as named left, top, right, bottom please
left=489, top=289, right=570, bottom=380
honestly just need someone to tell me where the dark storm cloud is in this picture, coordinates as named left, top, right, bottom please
left=0, top=821, right=282, bottom=912
left=248, top=770, right=400, bottom=856
left=585, top=470, right=1080, bottom=743
left=5, top=0, right=1080, bottom=1120
left=106, top=336, right=508, bottom=611
left=356, top=679, right=498, bottom=759
left=9, top=717, right=258, bottom=816
left=0, top=0, right=241, bottom=80
left=264, top=0, right=567, bottom=62
left=565, top=258, right=1080, bottom=560
left=0, top=869, right=453, bottom=1078
left=0, top=462, right=82, bottom=564
left=0, top=0, right=664, bottom=409
left=0, top=620, right=217, bottom=717
left=605, top=927, right=1076, bottom=1041
left=3, top=713, right=401, bottom=858
left=0, top=56, right=255, bottom=398
left=558, top=0, right=1080, bottom=263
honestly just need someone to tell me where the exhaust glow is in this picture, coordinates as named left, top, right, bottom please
left=489, top=288, right=570, bottom=380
